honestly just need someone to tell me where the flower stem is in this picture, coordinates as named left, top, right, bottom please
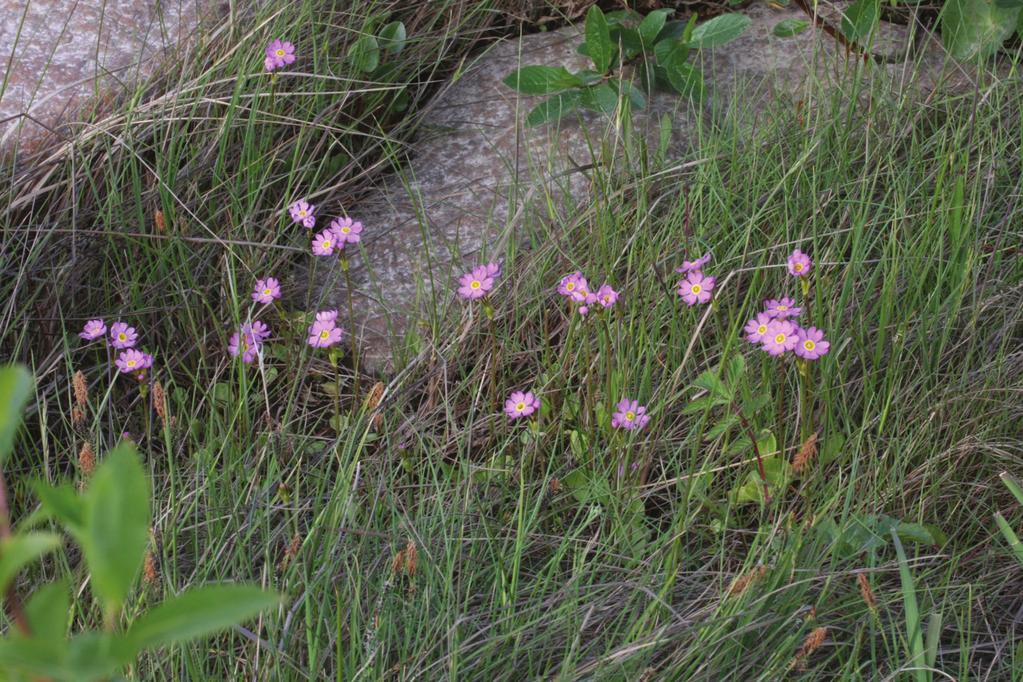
left=341, top=256, right=359, bottom=404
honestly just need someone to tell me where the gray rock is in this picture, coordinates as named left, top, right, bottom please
left=315, top=6, right=967, bottom=374
left=0, top=0, right=212, bottom=151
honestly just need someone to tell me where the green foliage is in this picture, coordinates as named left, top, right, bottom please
left=941, top=0, right=1021, bottom=59
left=0, top=364, right=278, bottom=682
left=504, top=7, right=750, bottom=125
left=773, top=18, right=811, bottom=37
left=0, top=365, right=33, bottom=466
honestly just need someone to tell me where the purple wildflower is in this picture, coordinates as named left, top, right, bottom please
left=675, top=252, right=712, bottom=274
left=289, top=200, right=316, bottom=228
left=787, top=249, right=813, bottom=277
left=311, top=231, right=336, bottom=256
left=79, top=319, right=106, bottom=341
left=743, top=312, right=773, bottom=344
left=329, top=217, right=363, bottom=246
left=794, top=326, right=830, bottom=360
left=485, top=262, right=502, bottom=279
left=247, top=321, right=271, bottom=341
left=761, top=319, right=799, bottom=356
left=764, top=297, right=802, bottom=319
left=596, top=284, right=619, bottom=309
left=677, top=271, right=715, bottom=306
left=228, top=324, right=263, bottom=364
left=504, top=391, right=540, bottom=420
left=457, top=265, right=494, bottom=300
left=612, top=398, right=650, bottom=431
left=110, top=322, right=137, bottom=349
left=252, top=277, right=282, bottom=304
left=265, top=39, right=296, bottom=71
left=315, top=310, right=338, bottom=323
left=308, top=319, right=343, bottom=348
left=115, top=349, right=147, bottom=373
left=557, top=272, right=585, bottom=298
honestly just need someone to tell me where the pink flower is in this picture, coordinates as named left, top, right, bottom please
left=252, top=277, right=282, bottom=304
left=596, top=284, right=619, bottom=308
left=307, top=319, right=343, bottom=348
left=229, top=323, right=264, bottom=364
left=115, top=349, right=147, bottom=373
left=109, top=321, right=137, bottom=349
left=743, top=312, right=773, bottom=344
left=504, top=391, right=540, bottom=419
left=79, top=319, right=106, bottom=341
left=329, top=217, right=363, bottom=245
left=764, top=297, right=802, bottom=319
left=761, top=319, right=799, bottom=356
left=612, top=398, right=650, bottom=431
left=557, top=272, right=586, bottom=298
left=289, top=200, right=316, bottom=228
left=484, top=262, right=502, bottom=279
left=794, top=326, right=830, bottom=360
left=675, top=252, right=712, bottom=274
left=457, top=265, right=494, bottom=300
left=247, top=321, right=271, bottom=341
left=265, top=39, right=296, bottom=71
left=677, top=271, right=715, bottom=305
left=787, top=249, right=813, bottom=277
left=315, top=310, right=338, bottom=323
left=311, top=231, right=336, bottom=256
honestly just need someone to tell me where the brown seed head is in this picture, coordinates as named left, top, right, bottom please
left=793, top=432, right=818, bottom=474
left=153, top=381, right=168, bottom=426
left=143, top=551, right=159, bottom=585
left=857, top=573, right=877, bottom=611
left=279, top=533, right=302, bottom=573
left=78, top=442, right=95, bottom=476
left=71, top=406, right=85, bottom=427
left=403, top=540, right=418, bottom=578
left=73, top=370, right=89, bottom=407
left=727, top=565, right=768, bottom=596
left=154, top=210, right=166, bottom=233
left=791, top=626, right=828, bottom=670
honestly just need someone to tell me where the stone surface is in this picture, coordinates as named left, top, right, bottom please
left=0, top=0, right=210, bottom=149
left=316, top=5, right=967, bottom=374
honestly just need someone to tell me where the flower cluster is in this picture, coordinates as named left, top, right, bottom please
left=308, top=310, right=343, bottom=348
left=745, top=250, right=830, bottom=360
left=79, top=319, right=154, bottom=379
left=457, top=262, right=501, bottom=300
left=265, top=39, right=296, bottom=72
left=289, top=200, right=316, bottom=228
left=229, top=321, right=271, bottom=364
left=556, top=272, right=618, bottom=316
left=675, top=252, right=715, bottom=306
left=311, top=215, right=364, bottom=257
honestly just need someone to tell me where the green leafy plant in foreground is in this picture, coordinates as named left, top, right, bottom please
left=0, top=365, right=279, bottom=681
left=503, top=6, right=751, bottom=126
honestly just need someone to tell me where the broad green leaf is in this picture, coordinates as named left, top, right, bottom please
left=1000, top=472, right=1023, bottom=505
left=638, top=9, right=673, bottom=46
left=995, top=0, right=1023, bottom=7
left=773, top=18, right=811, bottom=37
left=995, top=512, right=1023, bottom=565
left=841, top=0, right=880, bottom=40
left=704, top=413, right=740, bottom=441
left=724, top=354, right=746, bottom=384
left=378, top=21, right=406, bottom=55
left=895, top=521, right=941, bottom=546
left=693, top=369, right=730, bottom=399
left=0, top=365, right=33, bottom=465
left=657, top=20, right=689, bottom=43
left=579, top=83, right=619, bottom=114
left=502, top=65, right=584, bottom=95
left=31, top=481, right=84, bottom=532
left=563, top=469, right=612, bottom=506
left=67, top=632, right=136, bottom=680
left=128, top=585, right=280, bottom=650
left=941, top=0, right=1020, bottom=59
left=0, top=639, right=67, bottom=678
left=664, top=58, right=705, bottom=100
left=613, top=27, right=644, bottom=59
left=82, top=443, right=151, bottom=614
left=348, top=35, right=380, bottom=73
left=525, top=92, right=582, bottom=126
left=585, top=5, right=614, bottom=72
left=689, top=13, right=752, bottom=48
left=891, top=532, right=928, bottom=682
left=0, top=532, right=61, bottom=593
left=653, top=37, right=688, bottom=67
left=734, top=456, right=792, bottom=504
left=24, top=579, right=70, bottom=641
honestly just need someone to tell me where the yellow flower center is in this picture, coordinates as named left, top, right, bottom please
left=263, top=288, right=272, bottom=296
left=794, top=263, right=804, bottom=271
left=118, top=333, right=126, bottom=341
left=691, top=284, right=702, bottom=294
left=774, top=333, right=787, bottom=344
left=323, top=240, right=331, bottom=249
left=566, top=282, right=575, bottom=291
left=625, top=411, right=635, bottom=421
left=298, top=209, right=306, bottom=217
left=757, top=325, right=767, bottom=335
left=319, top=330, right=330, bottom=339
left=126, top=359, right=137, bottom=368
left=516, top=402, right=526, bottom=411
left=341, top=227, right=350, bottom=234
left=470, top=280, right=481, bottom=289
left=804, top=340, right=816, bottom=351
left=602, top=295, right=611, bottom=303
left=777, top=305, right=788, bottom=311
left=275, top=48, right=285, bottom=57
